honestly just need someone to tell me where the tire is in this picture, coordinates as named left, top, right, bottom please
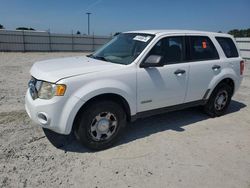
left=204, top=82, right=233, bottom=117
left=43, top=128, right=74, bottom=148
left=74, top=100, right=127, bottom=150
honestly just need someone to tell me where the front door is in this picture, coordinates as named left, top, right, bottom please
left=137, top=36, right=189, bottom=112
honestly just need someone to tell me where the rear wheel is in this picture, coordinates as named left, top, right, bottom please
left=74, top=100, right=127, bottom=150
left=204, top=83, right=233, bottom=117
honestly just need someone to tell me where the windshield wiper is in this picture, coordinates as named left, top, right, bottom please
left=88, top=55, right=109, bottom=62
left=86, top=54, right=93, bottom=58
left=95, top=56, right=109, bottom=62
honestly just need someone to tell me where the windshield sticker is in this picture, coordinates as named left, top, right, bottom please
left=133, top=35, right=151, bottom=42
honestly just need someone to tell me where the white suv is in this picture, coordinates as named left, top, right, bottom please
left=25, top=30, right=244, bottom=150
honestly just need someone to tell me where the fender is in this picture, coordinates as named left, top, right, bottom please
left=57, top=79, right=136, bottom=134
left=205, top=67, right=238, bottom=99
left=73, top=79, right=136, bottom=113
left=58, top=95, right=86, bottom=134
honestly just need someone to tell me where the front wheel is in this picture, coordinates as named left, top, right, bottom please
left=75, top=100, right=127, bottom=150
left=204, top=83, right=233, bottom=117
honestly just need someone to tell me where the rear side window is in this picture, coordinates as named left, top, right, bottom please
left=189, top=36, right=219, bottom=61
left=215, top=37, right=239, bottom=58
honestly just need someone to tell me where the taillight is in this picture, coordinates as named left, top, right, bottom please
left=240, top=60, right=245, bottom=75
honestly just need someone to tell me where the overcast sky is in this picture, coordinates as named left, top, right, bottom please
left=1, top=0, right=250, bottom=35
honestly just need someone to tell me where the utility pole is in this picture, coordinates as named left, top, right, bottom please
left=86, top=12, right=91, bottom=35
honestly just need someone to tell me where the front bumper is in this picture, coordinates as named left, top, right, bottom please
left=25, top=89, right=70, bottom=134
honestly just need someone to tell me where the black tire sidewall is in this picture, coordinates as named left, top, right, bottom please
left=205, top=83, right=233, bottom=117
left=76, top=100, right=126, bottom=150
left=43, top=128, right=74, bottom=148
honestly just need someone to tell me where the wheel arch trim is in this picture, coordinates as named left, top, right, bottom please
left=206, top=74, right=236, bottom=100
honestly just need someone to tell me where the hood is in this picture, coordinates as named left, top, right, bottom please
left=30, top=56, right=122, bottom=83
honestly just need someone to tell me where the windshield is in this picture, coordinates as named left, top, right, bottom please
left=89, top=33, right=155, bottom=65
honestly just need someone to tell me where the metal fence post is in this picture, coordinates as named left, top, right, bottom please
left=92, top=33, right=95, bottom=51
left=48, top=31, right=52, bottom=52
left=72, top=33, right=74, bottom=51
left=22, top=30, right=26, bottom=52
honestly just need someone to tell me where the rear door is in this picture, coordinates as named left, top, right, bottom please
left=185, top=35, right=221, bottom=102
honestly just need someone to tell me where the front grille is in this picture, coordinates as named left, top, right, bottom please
left=28, top=77, right=38, bottom=100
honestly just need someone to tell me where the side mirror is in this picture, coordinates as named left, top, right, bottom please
left=140, top=55, right=163, bottom=68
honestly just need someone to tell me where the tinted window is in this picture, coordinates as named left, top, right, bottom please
left=189, top=36, right=219, bottom=61
left=147, top=36, right=185, bottom=64
left=216, top=37, right=239, bottom=58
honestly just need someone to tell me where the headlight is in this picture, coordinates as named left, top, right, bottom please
left=37, top=81, right=66, bottom=99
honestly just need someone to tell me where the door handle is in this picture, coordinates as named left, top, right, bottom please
left=212, top=65, right=221, bottom=71
left=174, top=69, right=186, bottom=75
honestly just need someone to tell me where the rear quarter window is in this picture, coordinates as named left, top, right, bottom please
left=215, top=37, right=239, bottom=58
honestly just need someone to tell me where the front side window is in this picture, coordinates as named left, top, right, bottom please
left=189, top=36, right=219, bottom=61
left=215, top=37, right=239, bottom=58
left=90, top=33, right=154, bottom=65
left=147, top=36, right=185, bottom=64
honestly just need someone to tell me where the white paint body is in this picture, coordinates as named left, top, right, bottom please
left=25, top=30, right=243, bottom=135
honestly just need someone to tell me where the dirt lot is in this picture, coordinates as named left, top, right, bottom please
left=0, top=52, right=250, bottom=188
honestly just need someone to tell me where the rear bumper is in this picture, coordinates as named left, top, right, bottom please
left=233, top=75, right=243, bottom=95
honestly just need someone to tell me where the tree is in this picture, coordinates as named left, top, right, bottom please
left=228, top=28, right=250, bottom=37
left=0, top=24, right=4, bottom=29
left=76, top=31, right=81, bottom=35
left=246, top=28, right=250, bottom=37
left=228, top=29, right=240, bottom=37
left=16, top=27, right=35, bottom=31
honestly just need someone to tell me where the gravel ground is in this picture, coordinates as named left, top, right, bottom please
left=0, top=52, right=250, bottom=188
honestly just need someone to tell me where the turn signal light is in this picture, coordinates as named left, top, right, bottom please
left=55, top=84, right=67, bottom=96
